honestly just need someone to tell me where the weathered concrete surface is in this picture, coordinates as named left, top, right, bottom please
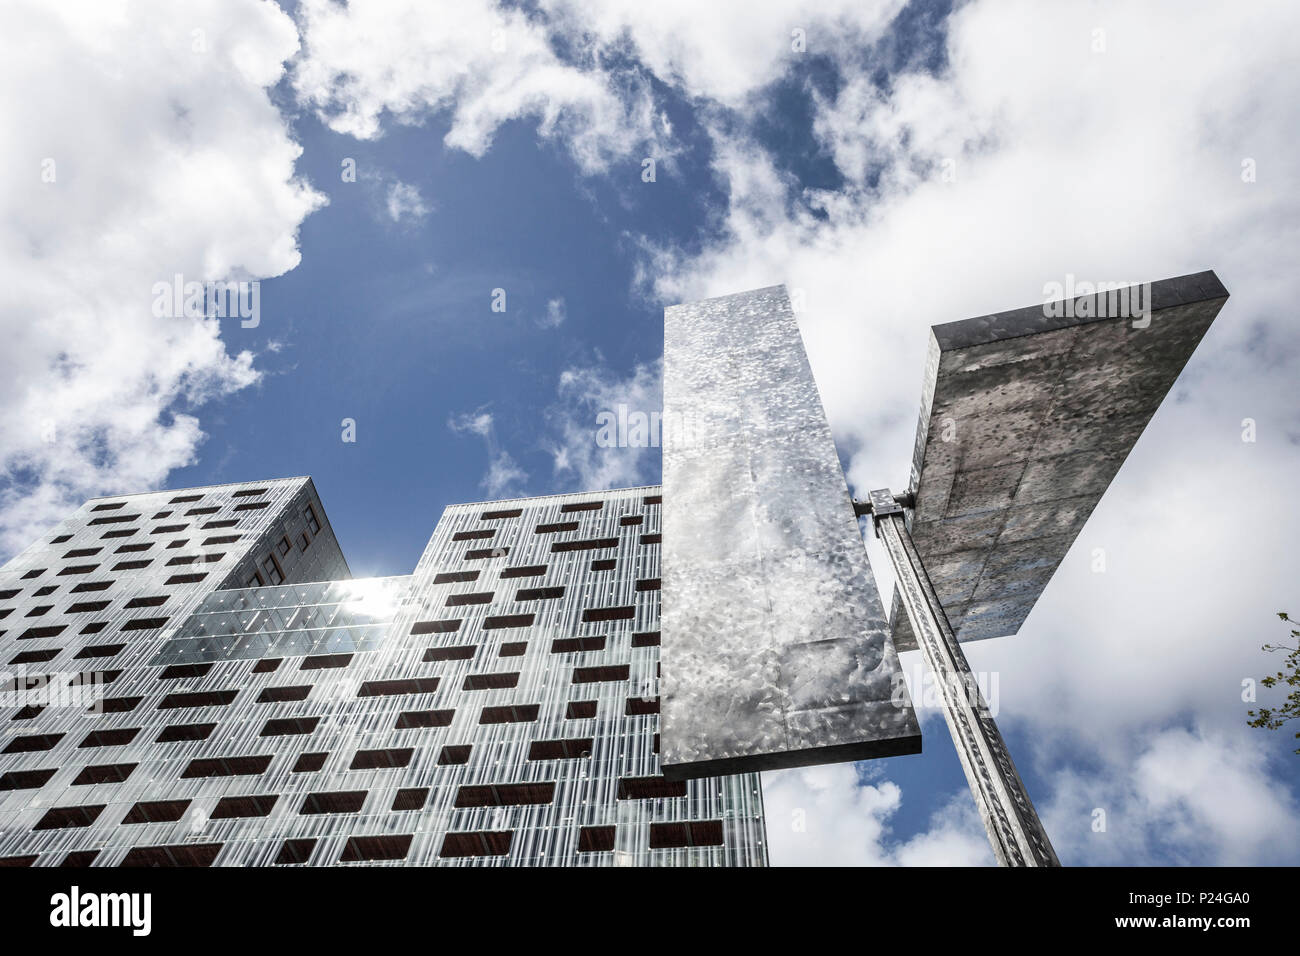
left=661, top=286, right=921, bottom=780
left=892, top=271, right=1229, bottom=650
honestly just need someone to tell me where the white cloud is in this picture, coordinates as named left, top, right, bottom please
left=384, top=180, right=431, bottom=224
left=547, top=358, right=661, bottom=491
left=449, top=408, right=528, bottom=498
left=292, top=0, right=667, bottom=175
left=762, top=763, right=993, bottom=866
left=0, top=0, right=323, bottom=554
left=539, top=297, right=566, bottom=329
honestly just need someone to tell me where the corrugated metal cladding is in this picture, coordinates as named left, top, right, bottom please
left=0, top=481, right=766, bottom=866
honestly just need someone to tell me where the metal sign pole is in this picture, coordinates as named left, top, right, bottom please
left=862, top=489, right=1060, bottom=867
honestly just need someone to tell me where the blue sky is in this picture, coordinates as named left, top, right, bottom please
left=4, top=0, right=1299, bottom=865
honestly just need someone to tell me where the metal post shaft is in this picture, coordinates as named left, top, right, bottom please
left=861, top=489, right=1060, bottom=867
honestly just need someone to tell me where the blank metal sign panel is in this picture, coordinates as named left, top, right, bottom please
left=892, top=270, right=1229, bottom=650
left=660, top=285, right=921, bottom=780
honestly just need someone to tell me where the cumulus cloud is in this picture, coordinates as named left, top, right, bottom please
left=763, top=763, right=993, bottom=866
left=449, top=408, right=529, bottom=498
left=384, top=180, right=431, bottom=225
left=292, top=0, right=668, bottom=174
left=0, top=0, right=323, bottom=554
left=546, top=358, right=662, bottom=491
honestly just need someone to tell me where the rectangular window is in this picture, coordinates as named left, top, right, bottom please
left=357, top=678, right=440, bottom=697
left=452, top=529, right=495, bottom=541
left=180, top=755, right=273, bottom=778
left=577, top=826, right=616, bottom=852
left=303, top=504, right=321, bottom=535
left=394, top=708, right=455, bottom=729
left=483, top=613, right=534, bottom=629
left=550, top=537, right=617, bottom=553
left=636, top=578, right=662, bottom=592
left=392, top=788, right=428, bottom=811
left=260, top=717, right=319, bottom=736
left=211, top=795, right=278, bottom=819
left=445, top=591, right=492, bottom=607
left=300, top=653, right=352, bottom=670
left=165, top=573, right=207, bottom=584
left=261, top=554, right=284, bottom=586
left=2, top=734, right=63, bottom=754
left=565, top=701, right=597, bottom=719
left=438, top=745, right=472, bottom=765
left=125, top=595, right=166, bottom=608
left=432, top=570, right=479, bottom=584
left=158, top=663, right=213, bottom=681
left=649, top=820, right=724, bottom=849
left=121, top=800, right=189, bottom=824
left=572, top=664, right=631, bottom=684
left=454, top=782, right=555, bottom=808
left=464, top=547, right=508, bottom=560
left=560, top=501, right=603, bottom=513
left=480, top=508, right=522, bottom=520
left=632, top=631, right=661, bottom=647
left=462, top=672, right=519, bottom=691
left=619, top=515, right=644, bottom=526
left=299, top=532, right=311, bottom=551
left=34, top=805, right=106, bottom=830
left=439, top=831, right=512, bottom=858
left=66, top=600, right=110, bottom=613
left=155, top=722, right=215, bottom=743
left=341, top=835, right=412, bottom=863
left=515, top=586, right=564, bottom=601
left=232, top=487, right=268, bottom=497
left=410, top=619, right=461, bottom=635
left=71, top=763, right=136, bottom=786
left=122, top=616, right=169, bottom=631
left=499, top=564, right=547, bottom=579
left=257, top=685, right=311, bottom=703
left=349, top=748, right=414, bottom=770
left=291, top=753, right=327, bottom=773
left=535, top=521, right=578, bottom=534
left=299, top=790, right=366, bottom=814
left=112, top=559, right=151, bottom=570
left=156, top=691, right=235, bottom=712
left=581, top=606, right=635, bottom=623
left=591, top=559, right=616, bottom=572
left=617, top=776, right=688, bottom=800
left=626, top=697, right=661, bottom=716
left=478, top=704, right=539, bottom=725
left=498, top=642, right=527, bottom=657
left=423, top=645, right=475, bottom=662
left=527, top=738, right=594, bottom=761
left=78, top=728, right=140, bottom=748
left=640, top=532, right=662, bottom=545
left=278, top=535, right=292, bottom=556
left=551, top=636, right=606, bottom=654
left=120, top=844, right=221, bottom=867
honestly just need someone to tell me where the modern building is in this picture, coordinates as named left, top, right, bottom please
left=0, top=480, right=767, bottom=866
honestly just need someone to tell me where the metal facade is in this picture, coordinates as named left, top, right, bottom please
left=661, top=285, right=920, bottom=779
left=0, top=482, right=766, bottom=866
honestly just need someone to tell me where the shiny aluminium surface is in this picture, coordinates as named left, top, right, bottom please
left=661, top=285, right=921, bottom=779
left=892, top=270, right=1229, bottom=650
